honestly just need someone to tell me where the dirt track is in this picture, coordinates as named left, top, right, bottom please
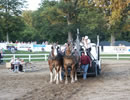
left=0, top=60, right=130, bottom=100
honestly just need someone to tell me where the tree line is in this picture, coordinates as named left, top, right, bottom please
left=0, top=0, right=129, bottom=45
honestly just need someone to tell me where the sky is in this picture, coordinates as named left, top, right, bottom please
left=26, top=0, right=41, bottom=11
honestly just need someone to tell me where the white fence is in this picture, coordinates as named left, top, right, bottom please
left=1, top=53, right=130, bottom=62
left=1, top=54, right=49, bottom=61
left=100, top=52, right=130, bottom=60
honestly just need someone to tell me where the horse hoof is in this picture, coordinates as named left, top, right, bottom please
left=71, top=79, right=75, bottom=83
left=71, top=81, right=75, bottom=83
left=56, top=81, right=59, bottom=84
left=65, top=81, right=68, bottom=84
left=60, top=80, right=63, bottom=83
left=49, top=81, right=53, bottom=84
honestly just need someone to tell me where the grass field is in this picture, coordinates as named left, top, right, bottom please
left=5, top=50, right=49, bottom=54
left=2, top=50, right=130, bottom=62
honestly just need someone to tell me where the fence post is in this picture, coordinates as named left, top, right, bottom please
left=13, top=54, right=15, bottom=60
left=117, top=53, right=119, bottom=60
left=45, top=54, right=47, bottom=61
left=29, top=54, right=31, bottom=62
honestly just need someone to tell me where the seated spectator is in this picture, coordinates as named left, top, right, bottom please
left=10, top=57, right=15, bottom=71
left=19, top=59, right=24, bottom=72
left=14, top=58, right=20, bottom=73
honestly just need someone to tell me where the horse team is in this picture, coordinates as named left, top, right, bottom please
left=48, top=43, right=80, bottom=84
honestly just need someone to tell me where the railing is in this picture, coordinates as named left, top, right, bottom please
left=100, top=52, right=130, bottom=60
left=1, top=53, right=130, bottom=62
left=1, top=54, right=49, bottom=61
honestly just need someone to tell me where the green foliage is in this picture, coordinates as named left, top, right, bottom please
left=0, top=0, right=27, bottom=42
left=77, top=5, right=108, bottom=42
left=31, top=0, right=68, bottom=43
left=32, top=0, right=107, bottom=43
left=0, top=0, right=129, bottom=44
left=5, top=50, right=49, bottom=54
left=92, top=0, right=130, bottom=44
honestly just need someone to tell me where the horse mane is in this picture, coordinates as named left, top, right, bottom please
left=48, top=46, right=56, bottom=60
left=65, top=43, right=72, bottom=56
left=49, top=45, right=62, bottom=60
left=51, top=49, right=55, bottom=57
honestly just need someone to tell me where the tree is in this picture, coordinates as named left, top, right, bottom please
left=0, top=0, right=27, bottom=42
left=58, top=0, right=107, bottom=42
left=78, top=5, right=107, bottom=42
left=31, top=0, right=107, bottom=43
left=92, top=0, right=129, bottom=45
left=32, top=0, right=68, bottom=43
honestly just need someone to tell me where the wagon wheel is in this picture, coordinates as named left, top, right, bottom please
left=93, top=64, right=98, bottom=77
left=97, top=65, right=101, bottom=75
left=24, top=62, right=36, bottom=72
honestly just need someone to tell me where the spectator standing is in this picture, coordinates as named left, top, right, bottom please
left=0, top=52, right=2, bottom=64
left=0, top=49, right=3, bottom=64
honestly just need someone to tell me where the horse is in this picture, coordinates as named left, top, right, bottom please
left=48, top=45, right=63, bottom=84
left=72, top=47, right=80, bottom=75
left=63, top=43, right=79, bottom=84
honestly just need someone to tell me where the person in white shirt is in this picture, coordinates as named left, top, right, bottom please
left=83, top=36, right=92, bottom=58
left=14, top=58, right=20, bottom=72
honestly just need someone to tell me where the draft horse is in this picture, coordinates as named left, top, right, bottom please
left=63, top=43, right=78, bottom=84
left=48, top=45, right=62, bottom=84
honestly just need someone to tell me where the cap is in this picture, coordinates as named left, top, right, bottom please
left=85, top=36, right=88, bottom=39
left=80, top=42, right=83, bottom=46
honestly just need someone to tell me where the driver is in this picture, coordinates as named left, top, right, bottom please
left=80, top=51, right=91, bottom=80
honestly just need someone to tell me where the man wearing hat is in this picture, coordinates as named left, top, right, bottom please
left=83, top=36, right=91, bottom=58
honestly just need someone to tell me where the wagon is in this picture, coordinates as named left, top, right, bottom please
left=77, top=38, right=101, bottom=77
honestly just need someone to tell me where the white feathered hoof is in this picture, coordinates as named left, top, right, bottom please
left=60, top=80, right=63, bottom=83
left=71, top=80, right=75, bottom=83
left=53, top=79, right=56, bottom=82
left=75, top=78, right=78, bottom=82
left=56, top=81, right=59, bottom=84
left=49, top=81, right=53, bottom=84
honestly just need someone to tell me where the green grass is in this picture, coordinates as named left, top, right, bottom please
left=100, top=54, right=117, bottom=56
left=5, top=50, right=49, bottom=54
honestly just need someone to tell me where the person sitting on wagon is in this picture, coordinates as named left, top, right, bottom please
left=80, top=51, right=91, bottom=80
left=84, top=36, right=91, bottom=53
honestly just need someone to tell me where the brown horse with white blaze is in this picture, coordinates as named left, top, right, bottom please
left=48, top=45, right=62, bottom=84
left=63, top=43, right=78, bottom=84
